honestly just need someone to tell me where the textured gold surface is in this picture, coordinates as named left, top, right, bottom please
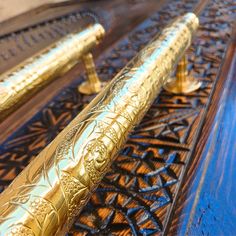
left=0, top=23, right=105, bottom=121
left=0, top=13, right=199, bottom=236
left=78, top=53, right=106, bottom=95
left=164, top=54, right=202, bottom=93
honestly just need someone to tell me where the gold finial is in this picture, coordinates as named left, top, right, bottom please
left=78, top=53, right=106, bottom=95
left=164, top=54, right=202, bottom=94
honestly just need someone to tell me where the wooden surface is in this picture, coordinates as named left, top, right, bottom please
left=169, top=22, right=236, bottom=235
left=0, top=0, right=235, bottom=235
left=0, top=0, right=69, bottom=23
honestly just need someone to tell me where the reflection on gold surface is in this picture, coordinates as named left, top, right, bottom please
left=0, top=23, right=105, bottom=121
left=0, top=13, right=199, bottom=235
left=164, top=54, right=202, bottom=93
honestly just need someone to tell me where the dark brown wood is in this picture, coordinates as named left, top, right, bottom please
left=0, top=1, right=108, bottom=36
left=168, top=20, right=236, bottom=236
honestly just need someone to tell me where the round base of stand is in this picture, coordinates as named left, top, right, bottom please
left=163, top=77, right=202, bottom=94
left=78, top=81, right=107, bottom=95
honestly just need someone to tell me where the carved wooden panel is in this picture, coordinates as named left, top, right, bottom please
left=0, top=0, right=235, bottom=235
left=70, top=0, right=235, bottom=234
left=0, top=10, right=98, bottom=73
left=0, top=0, right=69, bottom=23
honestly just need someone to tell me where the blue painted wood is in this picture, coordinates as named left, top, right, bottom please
left=172, top=30, right=236, bottom=236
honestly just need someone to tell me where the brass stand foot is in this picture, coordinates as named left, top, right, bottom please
left=78, top=52, right=105, bottom=95
left=164, top=77, right=202, bottom=94
left=78, top=81, right=107, bottom=95
left=164, top=54, right=202, bottom=94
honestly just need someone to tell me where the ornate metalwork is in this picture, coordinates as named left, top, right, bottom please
left=164, top=54, right=202, bottom=94
left=0, top=23, right=105, bottom=121
left=0, top=13, right=199, bottom=235
left=79, top=53, right=106, bottom=95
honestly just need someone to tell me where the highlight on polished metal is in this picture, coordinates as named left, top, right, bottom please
left=0, top=23, right=105, bottom=121
left=164, top=54, right=202, bottom=93
left=0, top=13, right=199, bottom=235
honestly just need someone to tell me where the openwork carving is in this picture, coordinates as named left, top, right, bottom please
left=0, top=10, right=99, bottom=73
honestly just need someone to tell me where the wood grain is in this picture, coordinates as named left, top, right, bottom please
left=168, top=19, right=236, bottom=236
left=0, top=0, right=70, bottom=23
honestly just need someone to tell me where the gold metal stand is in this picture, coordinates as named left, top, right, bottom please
left=78, top=53, right=106, bottom=95
left=164, top=54, right=202, bottom=94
